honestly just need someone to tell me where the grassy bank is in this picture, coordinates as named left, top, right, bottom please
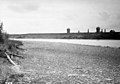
left=0, top=39, right=23, bottom=83
left=18, top=41, right=120, bottom=84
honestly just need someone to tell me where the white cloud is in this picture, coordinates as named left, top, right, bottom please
left=8, top=4, right=40, bottom=13
left=98, top=11, right=111, bottom=21
left=0, top=0, right=120, bottom=33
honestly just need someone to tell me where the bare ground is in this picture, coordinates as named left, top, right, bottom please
left=16, top=41, right=120, bottom=84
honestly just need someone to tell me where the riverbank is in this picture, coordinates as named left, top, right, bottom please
left=18, top=41, right=120, bottom=84
left=9, top=31, right=120, bottom=40
left=0, top=39, right=23, bottom=83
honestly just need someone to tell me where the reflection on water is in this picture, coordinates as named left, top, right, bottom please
left=11, top=38, right=120, bottom=48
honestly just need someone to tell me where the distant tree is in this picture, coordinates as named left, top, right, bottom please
left=110, top=30, right=115, bottom=33
left=104, top=29, right=106, bottom=33
left=87, top=29, right=89, bottom=33
left=101, top=29, right=103, bottom=33
left=96, top=27, right=100, bottom=33
left=78, top=30, right=80, bottom=33
left=0, top=22, right=9, bottom=43
left=0, top=22, right=4, bottom=43
left=0, top=22, right=3, bottom=34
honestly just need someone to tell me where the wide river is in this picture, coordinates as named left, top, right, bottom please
left=11, top=39, right=120, bottom=47
left=11, top=38, right=120, bottom=48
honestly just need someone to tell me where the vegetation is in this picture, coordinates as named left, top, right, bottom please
left=0, top=22, right=25, bottom=84
left=9, top=32, right=120, bottom=40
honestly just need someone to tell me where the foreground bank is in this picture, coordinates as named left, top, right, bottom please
left=17, top=41, right=120, bottom=84
left=0, top=39, right=24, bottom=83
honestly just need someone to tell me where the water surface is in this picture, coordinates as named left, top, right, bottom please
left=12, top=38, right=120, bottom=48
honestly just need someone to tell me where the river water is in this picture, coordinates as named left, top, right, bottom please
left=12, top=38, right=120, bottom=48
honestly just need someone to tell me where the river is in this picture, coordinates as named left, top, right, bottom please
left=11, top=38, right=120, bottom=48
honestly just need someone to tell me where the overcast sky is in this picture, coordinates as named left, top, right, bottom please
left=0, top=0, right=120, bottom=34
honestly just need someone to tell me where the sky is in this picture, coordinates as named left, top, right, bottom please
left=0, top=0, right=120, bottom=34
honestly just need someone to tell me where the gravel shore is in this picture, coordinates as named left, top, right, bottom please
left=19, top=41, right=120, bottom=84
